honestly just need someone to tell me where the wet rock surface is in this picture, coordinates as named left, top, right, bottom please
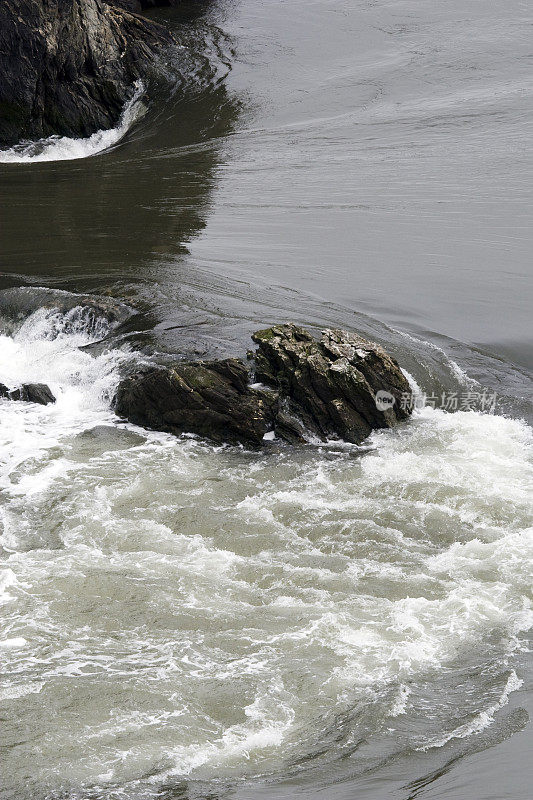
left=115, top=324, right=412, bottom=446
left=252, top=324, right=412, bottom=443
left=0, top=0, right=178, bottom=147
left=115, top=358, right=276, bottom=446
left=0, top=382, right=56, bottom=405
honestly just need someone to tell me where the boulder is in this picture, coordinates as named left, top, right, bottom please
left=0, top=383, right=56, bottom=405
left=0, top=0, right=176, bottom=147
left=114, top=358, right=276, bottom=446
left=252, top=324, right=411, bottom=443
left=114, top=324, right=412, bottom=446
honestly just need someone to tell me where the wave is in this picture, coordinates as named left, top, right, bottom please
left=1, top=302, right=532, bottom=790
left=0, top=83, right=145, bottom=164
left=396, top=329, right=477, bottom=387
left=0, top=304, right=133, bottom=500
left=418, top=671, right=524, bottom=750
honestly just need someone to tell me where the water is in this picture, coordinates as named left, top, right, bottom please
left=0, top=84, right=146, bottom=164
left=0, top=1, right=532, bottom=799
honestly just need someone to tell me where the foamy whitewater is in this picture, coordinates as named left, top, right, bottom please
left=0, top=84, right=145, bottom=164
left=0, top=307, right=532, bottom=798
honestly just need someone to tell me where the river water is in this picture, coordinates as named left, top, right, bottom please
left=0, top=1, right=532, bottom=799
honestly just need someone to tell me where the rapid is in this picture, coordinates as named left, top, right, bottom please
left=1, top=2, right=532, bottom=799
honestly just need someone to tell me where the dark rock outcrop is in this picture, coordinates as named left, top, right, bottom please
left=0, top=0, right=177, bottom=147
left=252, top=324, right=411, bottom=444
left=115, top=358, right=276, bottom=446
left=114, top=324, right=412, bottom=446
left=0, top=383, right=56, bottom=405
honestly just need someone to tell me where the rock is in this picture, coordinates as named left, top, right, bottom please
left=252, top=324, right=411, bottom=443
left=114, top=324, right=412, bottom=446
left=0, top=287, right=135, bottom=338
left=0, top=0, right=177, bottom=147
left=109, top=0, right=143, bottom=10
left=0, top=383, right=56, bottom=405
left=114, top=358, right=277, bottom=446
left=69, top=425, right=147, bottom=460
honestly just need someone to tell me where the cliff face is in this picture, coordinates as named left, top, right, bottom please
left=0, top=0, right=177, bottom=146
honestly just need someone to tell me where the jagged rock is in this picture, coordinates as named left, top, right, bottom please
left=115, top=358, right=277, bottom=446
left=114, top=324, right=412, bottom=446
left=252, top=324, right=411, bottom=443
left=0, top=0, right=177, bottom=147
left=0, top=383, right=56, bottom=405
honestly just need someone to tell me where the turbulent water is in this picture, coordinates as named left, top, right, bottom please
left=0, top=84, right=146, bottom=164
left=1, top=2, right=532, bottom=800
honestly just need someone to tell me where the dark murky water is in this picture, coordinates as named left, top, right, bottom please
left=0, top=1, right=532, bottom=799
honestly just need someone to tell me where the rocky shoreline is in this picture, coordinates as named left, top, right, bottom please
left=0, top=1, right=198, bottom=147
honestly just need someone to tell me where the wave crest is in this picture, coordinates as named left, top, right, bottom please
left=0, top=82, right=145, bottom=164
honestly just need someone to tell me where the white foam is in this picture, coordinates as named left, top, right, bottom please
left=1, top=305, right=532, bottom=783
left=14, top=303, right=116, bottom=343
left=0, top=682, right=44, bottom=700
left=397, top=330, right=477, bottom=387
left=390, top=683, right=411, bottom=717
left=0, top=83, right=145, bottom=164
left=0, top=636, right=27, bottom=649
left=401, top=367, right=422, bottom=396
left=0, top=568, right=18, bottom=603
left=157, top=679, right=295, bottom=779
left=0, top=306, right=131, bottom=512
left=419, top=671, right=524, bottom=750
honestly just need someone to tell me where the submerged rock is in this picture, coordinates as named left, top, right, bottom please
left=0, top=287, right=135, bottom=338
left=0, top=0, right=177, bottom=147
left=115, top=324, right=412, bottom=446
left=0, top=383, right=56, bottom=405
left=69, top=425, right=147, bottom=460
